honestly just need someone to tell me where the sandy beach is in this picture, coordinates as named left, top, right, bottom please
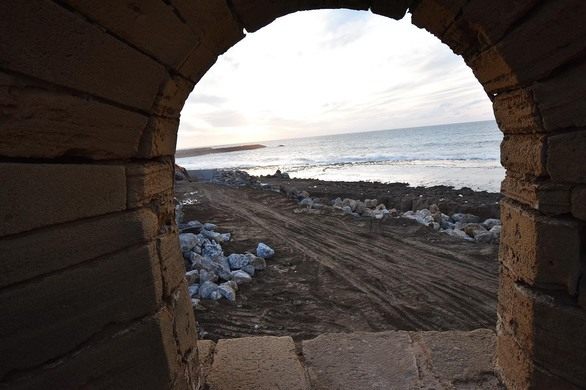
left=175, top=175, right=500, bottom=342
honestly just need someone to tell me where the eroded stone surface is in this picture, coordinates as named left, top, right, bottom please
left=206, top=336, right=309, bottom=390
left=302, top=331, right=418, bottom=389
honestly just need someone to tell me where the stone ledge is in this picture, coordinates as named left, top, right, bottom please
left=206, top=336, right=309, bottom=390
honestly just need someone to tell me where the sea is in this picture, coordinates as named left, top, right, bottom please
left=176, top=120, right=505, bottom=193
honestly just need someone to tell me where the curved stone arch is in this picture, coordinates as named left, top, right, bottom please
left=0, top=0, right=585, bottom=388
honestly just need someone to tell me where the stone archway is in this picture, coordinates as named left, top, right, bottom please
left=0, top=0, right=584, bottom=388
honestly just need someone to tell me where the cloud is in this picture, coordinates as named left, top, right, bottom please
left=177, top=9, right=494, bottom=149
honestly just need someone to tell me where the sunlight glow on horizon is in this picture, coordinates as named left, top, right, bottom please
left=177, top=10, right=495, bottom=149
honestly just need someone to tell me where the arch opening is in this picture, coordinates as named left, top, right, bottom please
left=0, top=1, right=585, bottom=389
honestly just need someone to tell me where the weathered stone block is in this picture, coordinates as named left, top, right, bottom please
left=493, top=89, right=543, bottom=134
left=411, top=0, right=467, bottom=40
left=138, top=116, right=180, bottom=159
left=152, top=75, right=195, bottom=118
left=371, top=0, right=411, bottom=20
left=533, top=61, right=586, bottom=131
left=126, top=160, right=174, bottom=208
left=0, top=208, right=159, bottom=289
left=0, top=243, right=163, bottom=377
left=469, top=0, right=586, bottom=93
left=498, top=271, right=586, bottom=386
left=230, top=0, right=370, bottom=32
left=169, top=0, right=245, bottom=54
left=571, top=186, right=586, bottom=221
left=62, top=0, right=200, bottom=73
left=0, top=0, right=167, bottom=111
left=496, top=327, right=582, bottom=390
left=158, top=232, right=187, bottom=297
left=501, top=174, right=571, bottom=215
left=302, top=331, right=418, bottom=389
left=5, top=310, right=187, bottom=389
left=440, top=0, right=539, bottom=57
left=0, top=163, right=126, bottom=236
left=500, top=199, right=582, bottom=294
left=171, top=281, right=198, bottom=357
left=0, top=72, right=148, bottom=160
left=547, top=130, right=586, bottom=184
left=207, top=336, right=309, bottom=390
left=501, top=135, right=546, bottom=177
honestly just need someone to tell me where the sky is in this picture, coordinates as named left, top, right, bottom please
left=177, top=9, right=495, bottom=149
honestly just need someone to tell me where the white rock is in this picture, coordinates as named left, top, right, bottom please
left=188, top=284, right=200, bottom=298
left=218, top=284, right=237, bottom=302
left=231, top=270, right=253, bottom=284
left=199, top=281, right=219, bottom=299
left=203, top=223, right=217, bottom=231
left=256, top=242, right=275, bottom=259
left=227, top=254, right=250, bottom=270
left=179, top=233, right=198, bottom=253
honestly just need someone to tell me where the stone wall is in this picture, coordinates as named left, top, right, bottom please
left=0, top=0, right=584, bottom=388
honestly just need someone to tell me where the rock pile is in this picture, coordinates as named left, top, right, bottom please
left=401, top=209, right=501, bottom=243
left=211, top=169, right=260, bottom=187
left=178, top=221, right=274, bottom=306
left=288, top=191, right=501, bottom=244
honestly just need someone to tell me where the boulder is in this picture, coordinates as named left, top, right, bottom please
left=231, top=270, right=253, bottom=284
left=185, top=270, right=199, bottom=285
left=221, top=233, right=231, bottom=242
left=250, top=256, right=267, bottom=271
left=202, top=241, right=223, bottom=259
left=188, top=284, right=200, bottom=298
left=444, top=228, right=474, bottom=241
left=227, top=254, right=250, bottom=270
left=342, top=206, right=353, bottom=215
left=203, top=223, right=217, bottom=231
left=364, top=199, right=378, bottom=208
left=179, top=233, right=199, bottom=253
left=256, top=243, right=275, bottom=259
left=201, top=229, right=223, bottom=243
left=342, top=198, right=357, bottom=212
left=463, top=223, right=488, bottom=238
left=482, top=218, right=501, bottom=230
left=200, top=269, right=219, bottom=283
left=355, top=201, right=366, bottom=215
left=199, top=281, right=219, bottom=299
left=299, top=197, right=314, bottom=208
left=475, top=231, right=497, bottom=244
left=332, top=198, right=343, bottom=208
left=218, top=283, right=237, bottom=302
left=188, top=252, right=204, bottom=269
left=241, top=264, right=256, bottom=276
left=451, top=213, right=480, bottom=224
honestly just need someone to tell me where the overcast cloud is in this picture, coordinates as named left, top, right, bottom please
left=177, top=9, right=494, bottom=149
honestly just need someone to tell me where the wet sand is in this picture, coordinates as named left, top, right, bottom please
left=175, top=180, right=499, bottom=342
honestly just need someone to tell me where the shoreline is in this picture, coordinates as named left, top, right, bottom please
left=186, top=168, right=502, bottom=219
left=175, top=144, right=266, bottom=158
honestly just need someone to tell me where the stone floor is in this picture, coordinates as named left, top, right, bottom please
left=198, top=329, right=504, bottom=389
